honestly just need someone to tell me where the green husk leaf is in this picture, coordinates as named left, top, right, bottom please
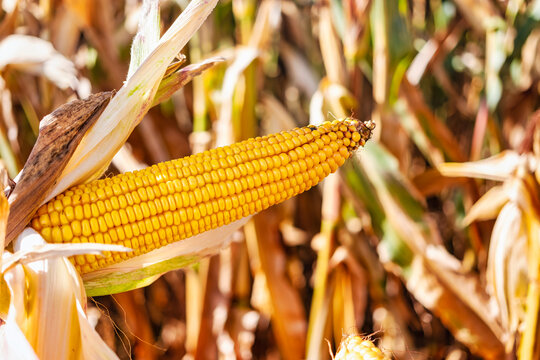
left=82, top=217, right=250, bottom=296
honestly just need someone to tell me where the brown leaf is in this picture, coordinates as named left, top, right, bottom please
left=0, top=0, right=18, bottom=39
left=5, top=91, right=114, bottom=246
left=405, top=256, right=506, bottom=359
left=245, top=213, right=307, bottom=360
left=412, top=168, right=469, bottom=197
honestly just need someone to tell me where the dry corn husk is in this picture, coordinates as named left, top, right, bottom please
left=82, top=218, right=250, bottom=296
left=440, top=150, right=540, bottom=354
left=1, top=229, right=127, bottom=359
left=45, top=0, right=220, bottom=201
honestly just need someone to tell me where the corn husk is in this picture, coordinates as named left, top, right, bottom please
left=82, top=218, right=250, bottom=296
left=45, top=0, right=220, bottom=201
left=1, top=229, right=126, bottom=359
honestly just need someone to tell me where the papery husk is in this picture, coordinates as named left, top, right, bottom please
left=1, top=229, right=121, bottom=360
left=46, top=0, right=220, bottom=201
left=82, top=217, right=250, bottom=296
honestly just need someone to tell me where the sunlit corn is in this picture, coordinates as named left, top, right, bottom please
left=334, top=335, right=387, bottom=360
left=30, top=118, right=374, bottom=274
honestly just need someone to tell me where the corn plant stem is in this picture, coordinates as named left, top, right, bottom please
left=319, top=2, right=347, bottom=87
left=186, top=31, right=211, bottom=355
left=307, top=262, right=338, bottom=360
left=235, top=62, right=257, bottom=141
left=306, top=173, right=341, bottom=358
left=232, top=0, right=256, bottom=45
left=370, top=0, right=389, bottom=129
left=184, top=266, right=204, bottom=355
left=190, top=32, right=209, bottom=134
left=194, top=256, right=222, bottom=360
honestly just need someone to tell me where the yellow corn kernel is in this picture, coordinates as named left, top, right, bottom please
left=334, top=335, right=387, bottom=360
left=31, top=118, right=375, bottom=274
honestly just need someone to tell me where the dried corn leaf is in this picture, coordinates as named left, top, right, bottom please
left=245, top=214, right=307, bottom=360
left=350, top=145, right=505, bottom=358
left=406, top=255, right=505, bottom=358
left=0, top=35, right=79, bottom=91
left=215, top=47, right=259, bottom=146
left=50, top=6, right=81, bottom=57
left=330, top=254, right=367, bottom=350
left=319, top=3, right=346, bottom=86
left=385, top=202, right=505, bottom=358
left=439, top=151, right=524, bottom=181
left=279, top=42, right=319, bottom=97
left=452, top=0, right=500, bottom=33
left=400, top=78, right=466, bottom=163
left=462, top=184, right=508, bottom=226
left=0, top=0, right=18, bottom=39
left=5, top=92, right=113, bottom=245
left=247, top=0, right=282, bottom=50
left=0, top=191, right=7, bottom=259
left=412, top=168, right=468, bottom=197
left=260, top=93, right=298, bottom=133
left=152, top=56, right=225, bottom=107
left=485, top=24, right=508, bottom=110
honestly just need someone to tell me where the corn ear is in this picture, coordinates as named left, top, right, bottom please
left=30, top=119, right=375, bottom=295
left=334, top=335, right=387, bottom=360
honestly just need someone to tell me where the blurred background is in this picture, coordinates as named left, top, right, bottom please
left=1, top=0, right=540, bottom=358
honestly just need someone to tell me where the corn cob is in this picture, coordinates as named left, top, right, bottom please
left=30, top=118, right=374, bottom=274
left=334, top=335, right=387, bottom=360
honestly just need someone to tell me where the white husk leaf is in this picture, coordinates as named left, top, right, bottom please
left=462, top=184, right=508, bottom=226
left=127, top=0, right=160, bottom=80
left=3, top=230, right=130, bottom=273
left=1, top=230, right=119, bottom=360
left=0, top=320, right=40, bottom=360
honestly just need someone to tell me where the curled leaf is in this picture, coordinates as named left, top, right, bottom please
left=462, top=185, right=508, bottom=226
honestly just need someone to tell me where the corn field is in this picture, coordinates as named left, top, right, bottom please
left=1, top=0, right=540, bottom=359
